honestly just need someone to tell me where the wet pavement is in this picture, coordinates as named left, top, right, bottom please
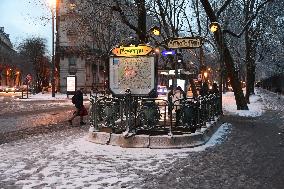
left=140, top=110, right=284, bottom=189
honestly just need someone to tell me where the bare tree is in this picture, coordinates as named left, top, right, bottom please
left=200, top=0, right=248, bottom=110
left=18, top=37, right=50, bottom=92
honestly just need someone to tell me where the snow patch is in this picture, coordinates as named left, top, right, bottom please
left=223, top=90, right=264, bottom=117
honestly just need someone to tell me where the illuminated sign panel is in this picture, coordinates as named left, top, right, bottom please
left=66, top=75, right=76, bottom=92
left=162, top=50, right=176, bottom=56
left=112, top=45, right=153, bottom=56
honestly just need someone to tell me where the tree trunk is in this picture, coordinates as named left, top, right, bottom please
left=245, top=30, right=257, bottom=103
left=135, top=0, right=147, bottom=43
left=200, top=0, right=248, bottom=110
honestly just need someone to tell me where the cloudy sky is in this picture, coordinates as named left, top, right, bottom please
left=0, top=0, right=52, bottom=54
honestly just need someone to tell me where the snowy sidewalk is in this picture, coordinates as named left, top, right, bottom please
left=1, top=88, right=283, bottom=188
left=0, top=123, right=231, bottom=189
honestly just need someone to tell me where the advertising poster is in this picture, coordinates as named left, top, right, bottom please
left=66, top=76, right=76, bottom=92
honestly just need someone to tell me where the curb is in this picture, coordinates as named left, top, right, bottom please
left=87, top=118, right=222, bottom=149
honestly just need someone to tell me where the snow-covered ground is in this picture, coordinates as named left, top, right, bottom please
left=223, top=88, right=284, bottom=117
left=14, top=92, right=91, bottom=101
left=0, top=123, right=231, bottom=189
left=1, top=88, right=283, bottom=188
left=223, top=89, right=265, bottom=117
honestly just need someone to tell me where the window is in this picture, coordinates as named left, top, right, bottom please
left=68, top=57, right=76, bottom=65
left=66, top=29, right=77, bottom=37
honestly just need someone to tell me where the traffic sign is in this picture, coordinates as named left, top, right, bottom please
left=167, top=37, right=203, bottom=49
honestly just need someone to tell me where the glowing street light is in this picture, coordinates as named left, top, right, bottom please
left=150, top=26, right=160, bottom=36
left=209, top=22, right=220, bottom=33
left=154, top=48, right=160, bottom=54
left=48, top=0, right=56, bottom=8
left=204, top=71, right=208, bottom=78
left=210, top=21, right=223, bottom=113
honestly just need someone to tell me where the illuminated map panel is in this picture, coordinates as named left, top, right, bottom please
left=109, top=56, right=155, bottom=96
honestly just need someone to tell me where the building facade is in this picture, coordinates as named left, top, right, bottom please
left=56, top=0, right=107, bottom=93
left=0, top=27, right=21, bottom=88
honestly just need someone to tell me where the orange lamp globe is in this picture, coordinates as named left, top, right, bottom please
left=48, top=0, right=56, bottom=8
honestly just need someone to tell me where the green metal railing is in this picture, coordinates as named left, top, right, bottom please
left=89, top=92, right=221, bottom=136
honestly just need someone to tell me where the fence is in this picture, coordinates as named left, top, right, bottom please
left=257, top=74, right=284, bottom=94
left=89, top=92, right=222, bottom=136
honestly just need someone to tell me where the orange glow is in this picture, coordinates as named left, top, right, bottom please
left=48, top=0, right=56, bottom=8
left=154, top=48, right=160, bottom=54
left=204, top=71, right=208, bottom=78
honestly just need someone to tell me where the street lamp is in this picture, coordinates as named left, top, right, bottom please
left=48, top=0, right=56, bottom=97
left=204, top=71, right=208, bottom=79
left=209, top=21, right=223, bottom=113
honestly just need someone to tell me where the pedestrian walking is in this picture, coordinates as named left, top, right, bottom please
left=173, top=86, right=185, bottom=126
left=68, top=88, right=87, bottom=126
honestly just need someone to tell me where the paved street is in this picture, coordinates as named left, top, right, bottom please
left=0, top=93, right=89, bottom=144
left=0, top=89, right=283, bottom=188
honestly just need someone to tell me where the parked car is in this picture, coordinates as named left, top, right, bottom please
left=5, top=86, right=16, bottom=93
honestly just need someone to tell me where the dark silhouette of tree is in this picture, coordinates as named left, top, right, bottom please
left=18, top=37, right=50, bottom=92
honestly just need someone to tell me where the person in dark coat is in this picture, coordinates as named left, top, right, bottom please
left=210, top=83, right=219, bottom=94
left=68, top=88, right=86, bottom=126
left=167, top=85, right=174, bottom=114
left=200, top=82, right=209, bottom=96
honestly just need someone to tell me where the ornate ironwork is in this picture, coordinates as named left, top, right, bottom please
left=89, top=92, right=222, bottom=136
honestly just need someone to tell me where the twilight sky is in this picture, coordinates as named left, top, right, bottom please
left=0, top=0, right=52, bottom=54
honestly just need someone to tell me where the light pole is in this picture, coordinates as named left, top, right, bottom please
left=210, top=22, right=223, bottom=113
left=49, top=0, right=56, bottom=97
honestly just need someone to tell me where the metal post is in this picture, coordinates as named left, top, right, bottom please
left=51, top=8, right=55, bottom=97
left=219, top=29, right=223, bottom=114
left=173, top=51, right=178, bottom=88
left=27, top=84, right=29, bottom=99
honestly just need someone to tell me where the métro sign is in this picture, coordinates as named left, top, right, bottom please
left=112, top=45, right=153, bottom=56
left=167, top=37, right=203, bottom=49
left=109, top=44, right=157, bottom=97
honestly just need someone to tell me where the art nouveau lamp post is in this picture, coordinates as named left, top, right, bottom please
left=48, top=0, right=56, bottom=97
left=210, top=22, right=223, bottom=113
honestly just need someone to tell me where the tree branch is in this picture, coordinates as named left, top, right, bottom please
left=216, top=0, right=233, bottom=19
left=223, top=0, right=273, bottom=38
left=112, top=0, right=139, bottom=34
